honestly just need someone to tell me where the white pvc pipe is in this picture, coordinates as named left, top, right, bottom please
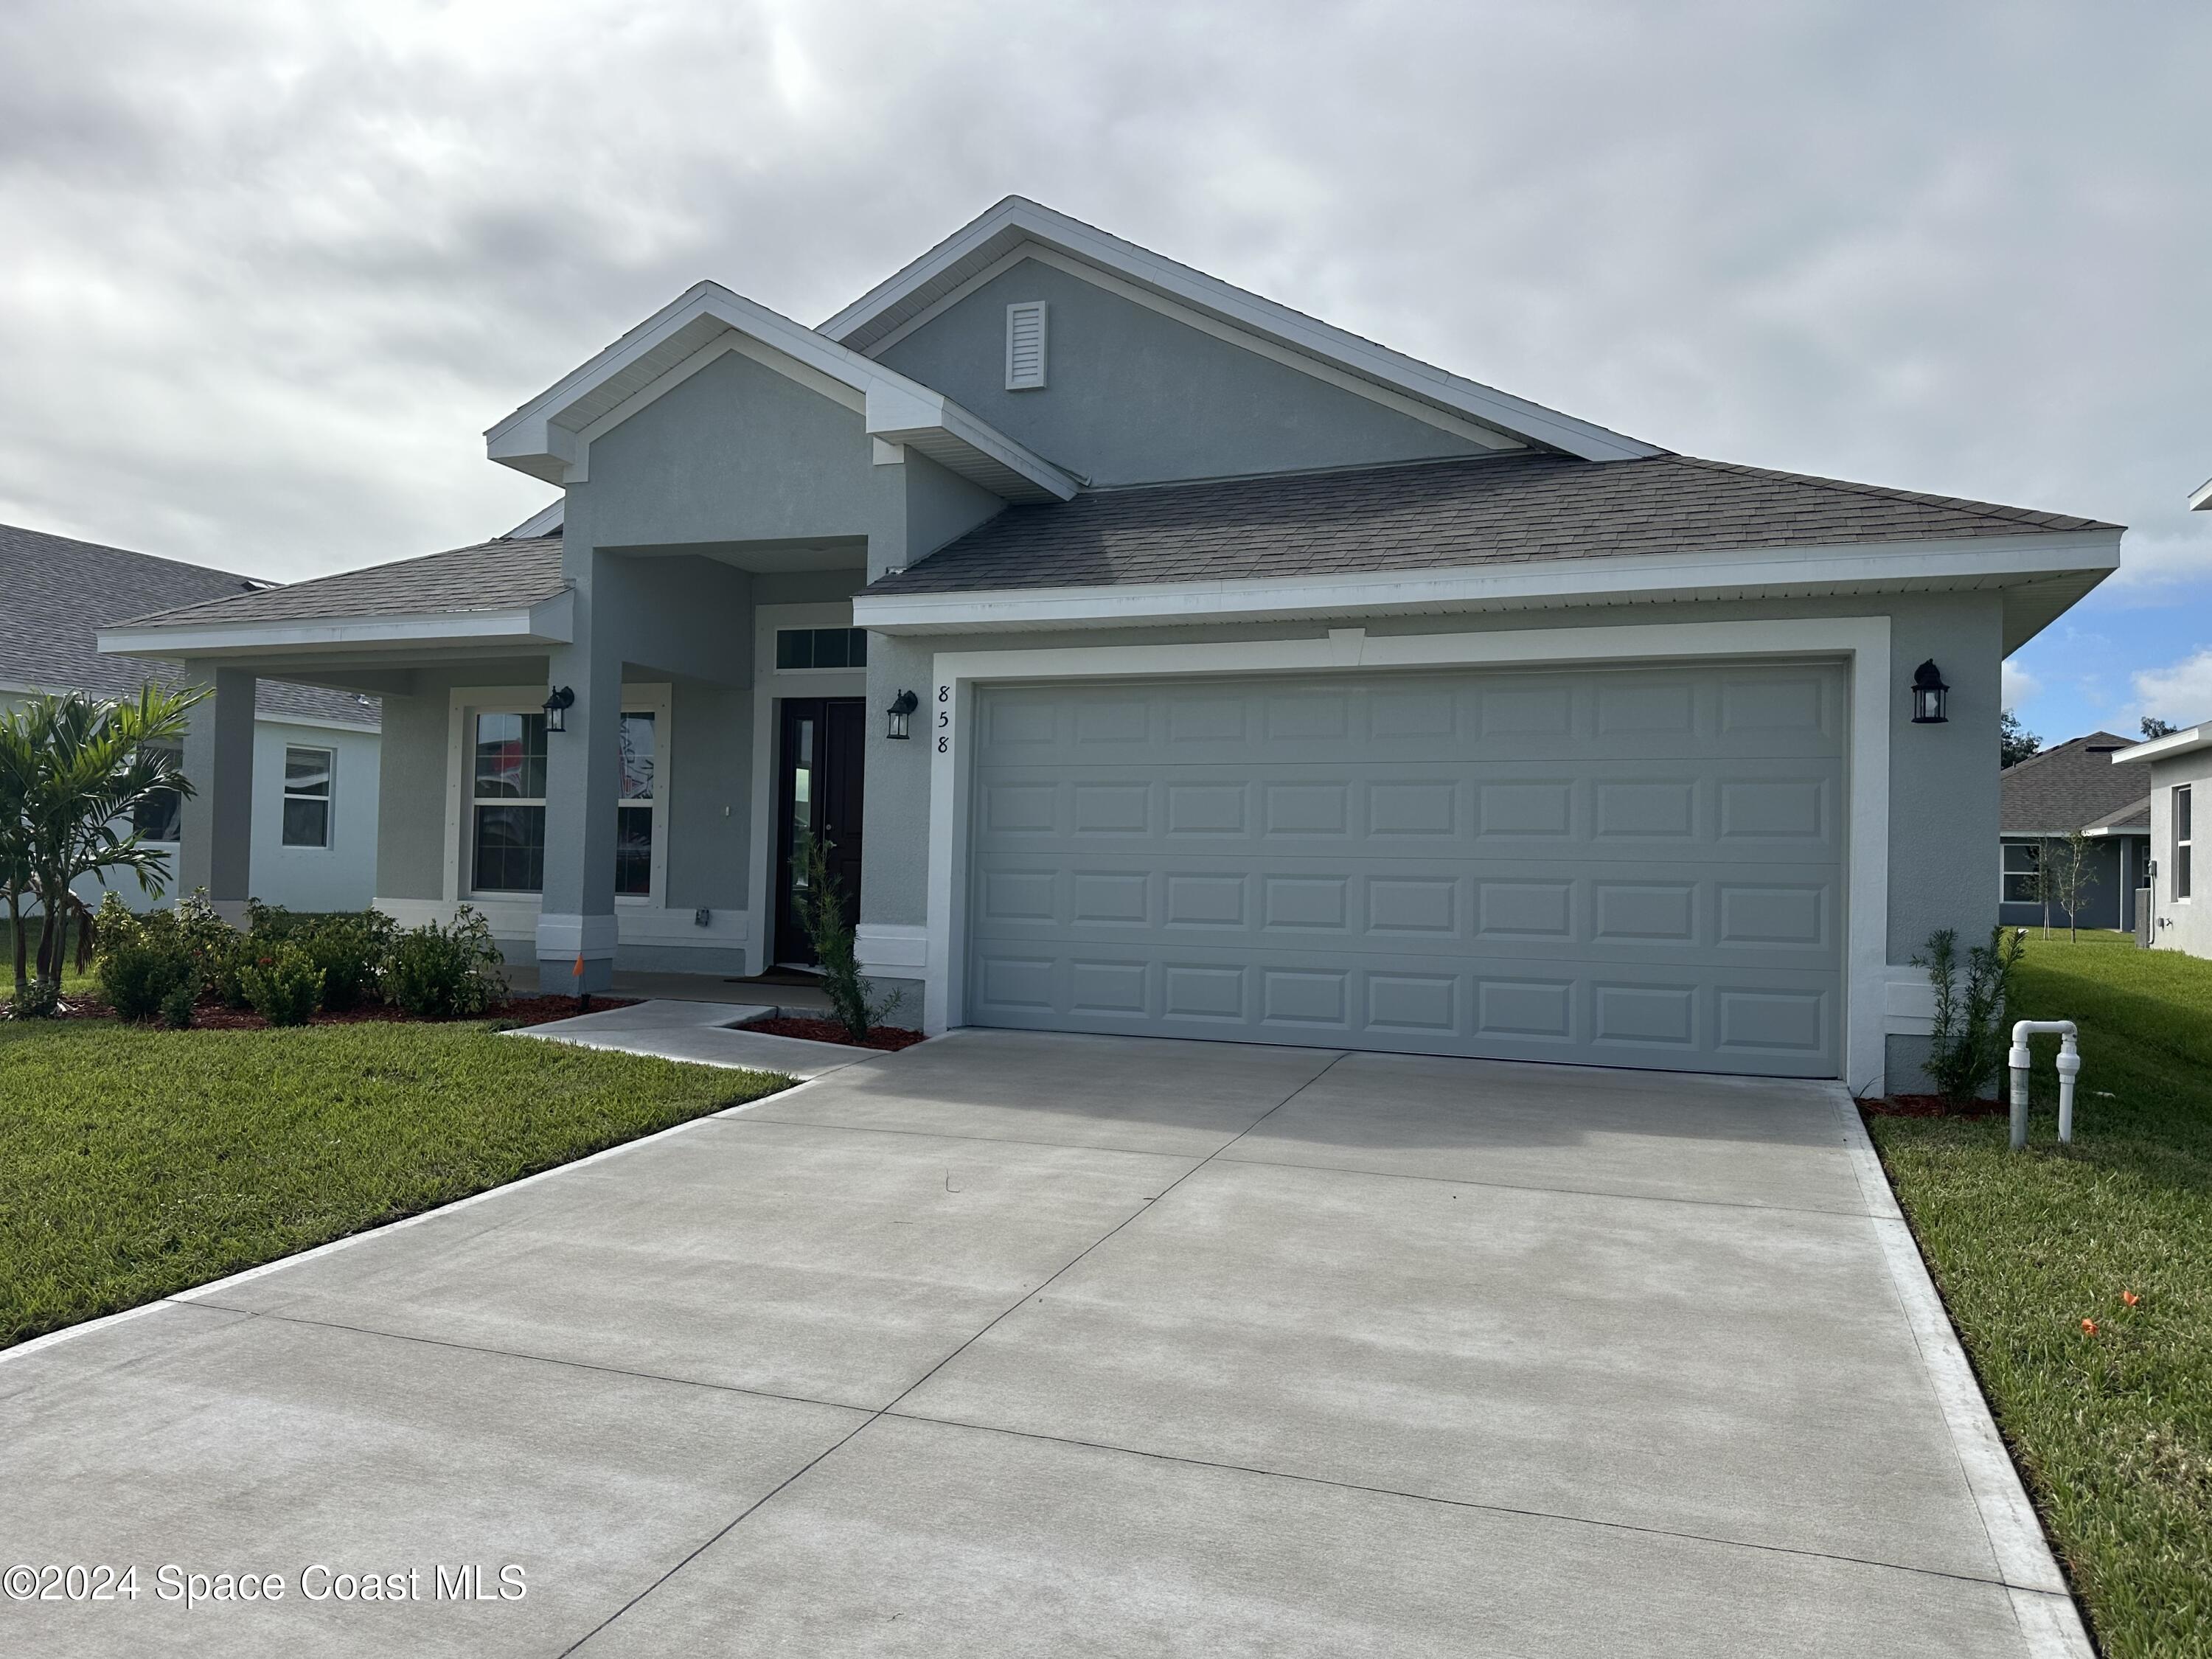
left=2008, top=1020, right=2081, bottom=1150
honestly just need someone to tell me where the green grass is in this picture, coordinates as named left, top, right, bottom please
left=1871, top=932, right=2212, bottom=1658
left=0, top=1019, right=788, bottom=1349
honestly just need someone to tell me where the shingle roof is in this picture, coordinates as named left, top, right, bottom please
left=1, top=522, right=378, bottom=728
left=121, top=535, right=566, bottom=628
left=865, top=452, right=2119, bottom=597
left=2001, top=733, right=2152, bottom=834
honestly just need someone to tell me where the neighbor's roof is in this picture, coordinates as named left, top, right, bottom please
left=864, top=452, right=2121, bottom=597
left=2000, top=732, right=2152, bottom=834
left=2084, top=798, right=2152, bottom=834
left=119, top=536, right=566, bottom=630
left=1, top=522, right=378, bottom=728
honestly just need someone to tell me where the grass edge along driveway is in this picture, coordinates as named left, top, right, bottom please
left=1, top=1019, right=790, bottom=1350
left=1869, top=932, right=2212, bottom=1659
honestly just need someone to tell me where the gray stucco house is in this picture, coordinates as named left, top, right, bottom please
left=2112, top=720, right=2212, bottom=956
left=97, top=197, right=2124, bottom=1094
left=3, top=521, right=382, bottom=914
left=1997, top=733, right=2151, bottom=933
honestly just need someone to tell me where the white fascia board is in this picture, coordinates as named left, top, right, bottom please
left=485, top=281, right=1075, bottom=503
left=820, top=195, right=1662, bottom=463
left=2191, top=473, right=2212, bottom=512
left=855, top=529, right=2122, bottom=635
left=95, top=591, right=574, bottom=659
left=2110, top=723, right=2212, bottom=765
left=504, top=498, right=566, bottom=539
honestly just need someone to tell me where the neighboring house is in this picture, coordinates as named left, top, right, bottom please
left=2, top=521, right=381, bottom=914
left=2112, top=720, right=2212, bottom=956
left=97, top=197, right=2126, bottom=1095
left=1997, top=733, right=2151, bottom=932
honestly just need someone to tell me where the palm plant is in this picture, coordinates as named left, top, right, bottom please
left=1, top=688, right=204, bottom=1013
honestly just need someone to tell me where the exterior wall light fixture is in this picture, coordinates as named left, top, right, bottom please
left=543, top=685, right=575, bottom=733
left=1910, top=660, right=1949, bottom=724
left=886, top=689, right=919, bottom=740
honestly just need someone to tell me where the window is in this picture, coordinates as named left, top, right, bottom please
left=472, top=712, right=546, bottom=893
left=2178, top=786, right=2194, bottom=900
left=282, top=746, right=333, bottom=848
left=133, top=745, right=182, bottom=844
left=2001, top=841, right=2042, bottom=905
left=616, top=712, right=655, bottom=897
left=775, top=627, right=867, bottom=670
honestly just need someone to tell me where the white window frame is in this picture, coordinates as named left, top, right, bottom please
left=2177, top=785, right=2194, bottom=903
left=2000, top=840, right=2042, bottom=905
left=442, top=683, right=672, bottom=910
left=280, top=744, right=335, bottom=850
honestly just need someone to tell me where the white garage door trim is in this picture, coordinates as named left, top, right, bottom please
left=924, top=616, right=1893, bottom=1093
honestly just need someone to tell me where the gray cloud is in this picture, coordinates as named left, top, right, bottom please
left=1, top=0, right=2206, bottom=594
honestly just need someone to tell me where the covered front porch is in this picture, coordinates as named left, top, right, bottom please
left=98, top=532, right=885, bottom=1004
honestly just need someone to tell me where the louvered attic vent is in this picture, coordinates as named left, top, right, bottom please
left=1004, top=301, right=1047, bottom=390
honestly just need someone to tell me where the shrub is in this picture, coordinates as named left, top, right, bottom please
left=175, top=891, right=252, bottom=1006
left=159, top=981, right=198, bottom=1029
left=249, top=902, right=393, bottom=1012
left=382, top=907, right=505, bottom=1019
left=796, top=832, right=902, bottom=1040
left=237, top=942, right=324, bottom=1027
left=1914, top=925, right=2026, bottom=1106
left=92, top=894, right=196, bottom=1023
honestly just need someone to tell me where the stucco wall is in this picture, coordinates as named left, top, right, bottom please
left=874, top=256, right=1493, bottom=487
left=2146, top=749, right=2212, bottom=956
left=1998, top=835, right=2140, bottom=933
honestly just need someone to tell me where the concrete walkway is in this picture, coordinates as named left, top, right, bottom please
left=0, top=1032, right=2085, bottom=1657
left=512, top=997, right=872, bottom=1079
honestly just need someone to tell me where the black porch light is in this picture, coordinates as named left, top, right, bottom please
left=886, top=688, right=919, bottom=740
left=543, top=685, right=575, bottom=734
left=1909, top=659, right=1949, bottom=725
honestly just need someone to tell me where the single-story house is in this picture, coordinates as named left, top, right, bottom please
left=1997, top=732, right=2152, bottom=933
left=3, top=521, right=381, bottom=914
left=2112, top=719, right=2211, bottom=956
left=96, top=196, right=2125, bottom=1094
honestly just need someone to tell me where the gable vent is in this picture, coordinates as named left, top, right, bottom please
left=1004, top=301, right=1048, bottom=391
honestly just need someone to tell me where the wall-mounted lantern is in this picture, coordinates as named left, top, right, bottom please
left=1910, top=659, right=1949, bottom=725
left=543, top=685, right=575, bottom=734
left=886, top=688, right=919, bottom=740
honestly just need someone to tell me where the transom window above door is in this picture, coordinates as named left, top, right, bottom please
left=776, top=627, right=867, bottom=670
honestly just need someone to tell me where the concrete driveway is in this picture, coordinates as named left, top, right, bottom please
left=0, top=1031, right=2083, bottom=1657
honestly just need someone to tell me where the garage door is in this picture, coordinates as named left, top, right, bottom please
left=964, top=662, right=1846, bottom=1077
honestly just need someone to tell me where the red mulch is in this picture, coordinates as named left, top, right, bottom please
left=38, top=992, right=634, bottom=1031
left=745, top=1015, right=927, bottom=1051
left=1860, top=1093, right=2008, bottom=1119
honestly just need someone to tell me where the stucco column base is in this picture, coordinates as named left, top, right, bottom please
left=536, top=911, right=618, bottom=995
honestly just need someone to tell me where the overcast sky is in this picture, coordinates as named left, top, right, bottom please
left=3, top=1, right=2206, bottom=740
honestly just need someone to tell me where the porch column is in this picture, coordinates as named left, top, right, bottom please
left=177, top=668, right=255, bottom=924
left=535, top=627, right=622, bottom=993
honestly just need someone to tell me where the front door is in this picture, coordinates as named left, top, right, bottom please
left=774, top=698, right=866, bottom=967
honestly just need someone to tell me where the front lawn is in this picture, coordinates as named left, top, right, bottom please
left=0, top=1019, right=789, bottom=1349
left=1870, top=932, right=2212, bottom=1658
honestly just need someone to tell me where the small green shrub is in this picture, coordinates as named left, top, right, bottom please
left=796, top=832, right=902, bottom=1040
left=382, top=908, right=505, bottom=1019
left=237, top=942, right=324, bottom=1027
left=159, top=981, right=198, bottom=1029
left=1914, top=924, right=2026, bottom=1105
left=248, top=902, right=393, bottom=1012
left=175, top=892, right=252, bottom=1006
left=92, top=894, right=196, bottom=1022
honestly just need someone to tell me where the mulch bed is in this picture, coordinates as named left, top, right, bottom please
left=1860, top=1093, right=2008, bottom=1119
left=743, top=1015, right=927, bottom=1052
left=34, top=992, right=634, bottom=1031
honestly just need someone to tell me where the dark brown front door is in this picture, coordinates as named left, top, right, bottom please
left=773, top=698, right=866, bottom=967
